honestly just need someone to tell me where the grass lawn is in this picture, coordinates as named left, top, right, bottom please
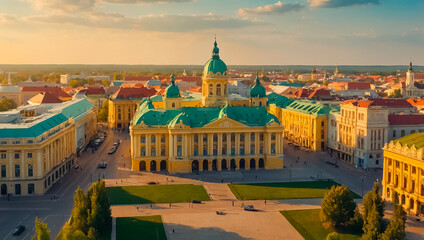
left=281, top=209, right=361, bottom=240
left=116, top=216, right=167, bottom=240
left=228, top=180, right=361, bottom=200
left=106, top=184, right=210, bottom=205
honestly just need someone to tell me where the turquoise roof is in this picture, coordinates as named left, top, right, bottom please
left=267, top=92, right=294, bottom=108
left=285, top=100, right=336, bottom=116
left=164, top=75, right=181, bottom=98
left=203, top=41, right=227, bottom=76
left=0, top=99, right=93, bottom=139
left=250, top=76, right=266, bottom=98
left=133, top=99, right=279, bottom=128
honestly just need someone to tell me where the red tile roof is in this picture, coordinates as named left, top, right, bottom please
left=28, top=92, right=62, bottom=104
left=79, top=87, right=105, bottom=95
left=388, top=114, right=424, bottom=125
left=347, top=82, right=371, bottom=90
left=20, top=86, right=71, bottom=98
left=112, top=87, right=157, bottom=100
left=308, top=89, right=331, bottom=98
left=123, top=76, right=155, bottom=81
left=342, top=98, right=413, bottom=108
left=188, top=86, right=202, bottom=93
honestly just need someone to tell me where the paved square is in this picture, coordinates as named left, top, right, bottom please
left=161, top=210, right=303, bottom=240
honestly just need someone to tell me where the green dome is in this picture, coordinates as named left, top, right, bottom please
left=250, top=76, right=266, bottom=98
left=203, top=41, right=227, bottom=77
left=164, top=74, right=180, bottom=98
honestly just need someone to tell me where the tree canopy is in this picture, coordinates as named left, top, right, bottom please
left=32, top=218, right=50, bottom=240
left=0, top=98, right=17, bottom=112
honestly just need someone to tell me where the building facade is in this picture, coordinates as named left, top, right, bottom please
left=0, top=99, right=97, bottom=196
left=129, top=41, right=284, bottom=173
left=403, top=62, right=424, bottom=98
left=382, top=133, right=424, bottom=215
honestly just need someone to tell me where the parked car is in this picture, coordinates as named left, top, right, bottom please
left=147, top=181, right=157, bottom=185
left=97, top=162, right=107, bottom=169
left=13, top=225, right=25, bottom=236
left=192, top=200, right=202, bottom=204
left=108, top=146, right=117, bottom=155
left=113, top=140, right=120, bottom=146
left=243, top=205, right=257, bottom=211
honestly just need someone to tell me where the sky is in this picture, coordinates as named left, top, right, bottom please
left=0, top=0, right=423, bottom=65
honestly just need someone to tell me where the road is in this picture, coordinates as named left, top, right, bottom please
left=0, top=127, right=131, bottom=240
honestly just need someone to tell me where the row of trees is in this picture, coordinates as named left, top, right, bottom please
left=320, top=182, right=406, bottom=240
left=60, top=180, right=112, bottom=239
left=0, top=98, right=17, bottom=112
left=69, top=78, right=111, bottom=88
left=32, top=180, right=111, bottom=240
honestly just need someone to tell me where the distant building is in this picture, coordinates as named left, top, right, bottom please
left=403, top=62, right=424, bottom=98
left=0, top=99, right=97, bottom=196
left=0, top=85, right=21, bottom=106
left=60, top=74, right=110, bottom=85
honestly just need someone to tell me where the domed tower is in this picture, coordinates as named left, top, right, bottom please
left=201, top=40, right=228, bottom=107
left=163, top=74, right=182, bottom=109
left=249, top=76, right=267, bottom=107
left=406, top=62, right=415, bottom=87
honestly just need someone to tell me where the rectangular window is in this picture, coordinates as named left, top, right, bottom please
left=0, top=152, right=5, bottom=159
left=271, top=144, right=276, bottom=154
left=260, top=133, right=264, bottom=141
left=321, top=121, right=324, bottom=127
left=15, top=184, right=21, bottom=195
left=250, top=144, right=255, bottom=154
left=177, top=135, right=182, bottom=142
left=203, top=146, right=207, bottom=156
left=401, top=130, right=405, bottom=137
left=28, top=140, right=33, bottom=144
left=251, top=133, right=255, bottom=141
left=271, top=134, right=276, bottom=141
left=259, top=145, right=263, bottom=154
left=151, top=135, right=155, bottom=143
left=28, top=184, right=34, bottom=194
left=231, top=146, right=235, bottom=155
left=161, top=135, right=166, bottom=143
left=240, top=134, right=244, bottom=142
left=177, top=146, right=182, bottom=156
left=15, top=165, right=20, bottom=177
left=14, top=153, right=20, bottom=159
left=412, top=166, right=416, bottom=174
left=28, top=164, right=33, bottom=177
left=194, top=146, right=198, bottom=156
left=411, top=130, right=416, bottom=134
left=222, top=146, right=227, bottom=155
left=222, top=134, right=227, bottom=142
left=213, top=134, right=218, bottom=142
left=140, top=147, right=146, bottom=156
left=27, top=153, right=32, bottom=158
left=140, top=135, right=146, bottom=143
left=151, top=147, right=156, bottom=156
left=392, top=130, right=396, bottom=138
left=161, top=146, right=166, bottom=156
left=240, top=144, right=244, bottom=155
left=194, top=134, right=198, bottom=143
left=1, top=165, right=6, bottom=177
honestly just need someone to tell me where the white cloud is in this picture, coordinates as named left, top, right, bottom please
left=27, top=0, right=96, bottom=12
left=308, top=0, right=379, bottom=8
left=102, top=0, right=194, bottom=3
left=238, top=1, right=304, bottom=16
left=25, top=12, right=259, bottom=32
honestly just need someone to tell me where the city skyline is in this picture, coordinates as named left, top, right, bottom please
left=0, top=0, right=423, bottom=65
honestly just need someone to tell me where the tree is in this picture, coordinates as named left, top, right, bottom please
left=32, top=218, right=50, bottom=240
left=391, top=89, right=402, bottom=98
left=101, top=80, right=111, bottom=86
left=70, top=187, right=90, bottom=234
left=69, top=78, right=87, bottom=88
left=347, top=207, right=364, bottom=233
left=97, top=99, right=109, bottom=122
left=320, top=185, right=357, bottom=230
left=0, top=98, right=17, bottom=112
left=362, top=204, right=382, bottom=240
left=381, top=202, right=406, bottom=240
left=363, top=182, right=385, bottom=221
left=326, top=232, right=341, bottom=240
left=87, top=180, right=111, bottom=236
left=59, top=222, right=89, bottom=240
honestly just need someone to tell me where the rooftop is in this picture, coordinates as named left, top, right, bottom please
left=388, top=114, right=424, bottom=125
left=392, top=133, right=424, bottom=149
left=20, top=86, right=71, bottom=98
left=28, top=92, right=62, bottom=104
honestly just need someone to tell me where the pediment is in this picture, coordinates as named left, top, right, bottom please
left=203, top=117, right=248, bottom=128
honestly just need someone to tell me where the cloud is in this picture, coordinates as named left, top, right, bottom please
left=27, top=0, right=97, bottom=12
left=238, top=1, right=304, bottom=16
left=25, top=13, right=259, bottom=32
left=308, top=0, right=379, bottom=8
left=102, top=0, right=194, bottom=3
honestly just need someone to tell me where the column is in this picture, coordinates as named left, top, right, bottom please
left=37, top=150, right=42, bottom=177
left=146, top=134, right=150, bottom=156
left=21, top=150, right=24, bottom=179
left=235, top=134, right=240, bottom=155
left=184, top=134, right=188, bottom=157
left=246, top=133, right=251, bottom=155
left=208, top=134, right=213, bottom=156
left=218, top=133, right=222, bottom=156
left=169, top=133, right=174, bottom=158
left=8, top=150, right=13, bottom=178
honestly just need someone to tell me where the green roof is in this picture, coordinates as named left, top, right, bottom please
left=133, top=99, right=279, bottom=128
left=267, top=92, right=294, bottom=108
left=203, top=41, right=227, bottom=76
left=392, top=133, right=424, bottom=149
left=285, top=100, right=335, bottom=116
left=250, top=76, right=266, bottom=98
left=0, top=99, right=93, bottom=139
left=164, top=75, right=180, bottom=98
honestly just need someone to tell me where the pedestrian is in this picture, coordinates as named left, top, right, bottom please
left=169, top=203, right=171, bottom=208
left=137, top=206, right=138, bottom=211
left=265, top=200, right=267, bottom=205
left=172, top=229, right=175, bottom=233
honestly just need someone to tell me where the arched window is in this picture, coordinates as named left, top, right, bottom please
left=209, top=84, right=213, bottom=96
left=259, top=101, right=262, bottom=106
left=216, top=84, right=221, bottom=96
left=172, top=103, right=175, bottom=108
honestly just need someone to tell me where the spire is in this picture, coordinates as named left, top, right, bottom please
left=409, top=62, right=413, bottom=71
left=212, top=38, right=220, bottom=59
left=170, top=74, right=175, bottom=85
left=255, top=74, right=261, bottom=85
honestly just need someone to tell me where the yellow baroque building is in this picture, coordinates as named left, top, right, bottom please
left=130, top=41, right=284, bottom=173
left=382, top=133, right=424, bottom=215
left=0, top=99, right=97, bottom=196
left=281, top=100, right=336, bottom=151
